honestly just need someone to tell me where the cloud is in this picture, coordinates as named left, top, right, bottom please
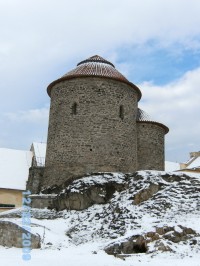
left=0, top=67, right=199, bottom=163
left=0, top=107, right=49, bottom=149
left=1, top=0, right=200, bottom=71
left=138, top=68, right=200, bottom=162
left=5, top=107, right=49, bottom=123
left=2, top=67, right=200, bottom=163
left=0, top=0, right=200, bottom=162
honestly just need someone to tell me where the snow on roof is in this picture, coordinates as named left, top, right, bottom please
left=181, top=171, right=200, bottom=179
left=31, top=142, right=46, bottom=166
left=184, top=156, right=195, bottom=165
left=186, top=157, right=200, bottom=169
left=0, top=148, right=32, bottom=190
left=165, top=161, right=180, bottom=172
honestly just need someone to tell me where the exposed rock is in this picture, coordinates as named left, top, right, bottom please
left=105, top=225, right=198, bottom=256
left=162, top=225, right=196, bottom=243
left=28, top=171, right=200, bottom=214
left=6, top=170, right=199, bottom=255
left=0, top=221, right=41, bottom=248
left=55, top=181, right=123, bottom=211
left=145, top=231, right=160, bottom=242
left=154, top=240, right=173, bottom=252
left=156, top=226, right=174, bottom=235
left=58, top=173, right=126, bottom=209
left=105, top=235, right=147, bottom=255
left=30, top=173, right=127, bottom=211
left=134, top=183, right=160, bottom=204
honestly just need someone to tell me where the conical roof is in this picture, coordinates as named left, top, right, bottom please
left=137, top=108, right=169, bottom=134
left=137, top=108, right=153, bottom=122
left=62, top=55, right=128, bottom=81
left=47, top=55, right=141, bottom=99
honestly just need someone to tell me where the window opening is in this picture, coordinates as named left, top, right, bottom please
left=72, top=102, right=77, bottom=115
left=119, top=105, right=124, bottom=120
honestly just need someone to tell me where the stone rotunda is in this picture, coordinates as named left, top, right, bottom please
left=41, top=55, right=169, bottom=190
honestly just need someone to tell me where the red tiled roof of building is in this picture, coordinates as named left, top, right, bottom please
left=47, top=55, right=141, bottom=100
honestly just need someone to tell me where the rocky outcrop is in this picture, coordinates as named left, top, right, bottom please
left=105, top=225, right=198, bottom=255
left=105, top=235, right=148, bottom=255
left=30, top=173, right=127, bottom=211
left=4, top=170, right=198, bottom=255
left=0, top=221, right=41, bottom=248
left=55, top=174, right=126, bottom=211
left=28, top=171, right=200, bottom=213
left=133, top=183, right=160, bottom=204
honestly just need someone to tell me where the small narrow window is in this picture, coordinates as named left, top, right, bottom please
left=119, top=105, right=124, bottom=120
left=72, top=102, right=77, bottom=115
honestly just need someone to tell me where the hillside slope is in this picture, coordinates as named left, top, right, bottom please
left=0, top=170, right=200, bottom=265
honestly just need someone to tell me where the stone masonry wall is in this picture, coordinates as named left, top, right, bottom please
left=26, top=167, right=44, bottom=194
left=0, top=221, right=40, bottom=248
left=137, top=122, right=165, bottom=171
left=43, top=77, right=138, bottom=189
left=30, top=195, right=56, bottom=209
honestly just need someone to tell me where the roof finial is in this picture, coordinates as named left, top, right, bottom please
left=77, top=55, right=115, bottom=68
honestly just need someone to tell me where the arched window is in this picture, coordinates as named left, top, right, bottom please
left=119, top=105, right=124, bottom=120
left=72, top=102, right=77, bottom=115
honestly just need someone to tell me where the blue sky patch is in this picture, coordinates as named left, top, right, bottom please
left=116, top=41, right=200, bottom=85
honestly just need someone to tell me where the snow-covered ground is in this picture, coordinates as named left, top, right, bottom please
left=0, top=170, right=200, bottom=266
left=1, top=244, right=200, bottom=266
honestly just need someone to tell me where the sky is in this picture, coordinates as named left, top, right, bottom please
left=0, top=0, right=200, bottom=162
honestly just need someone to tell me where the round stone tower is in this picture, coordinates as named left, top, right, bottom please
left=43, top=55, right=141, bottom=189
left=136, top=108, right=169, bottom=170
